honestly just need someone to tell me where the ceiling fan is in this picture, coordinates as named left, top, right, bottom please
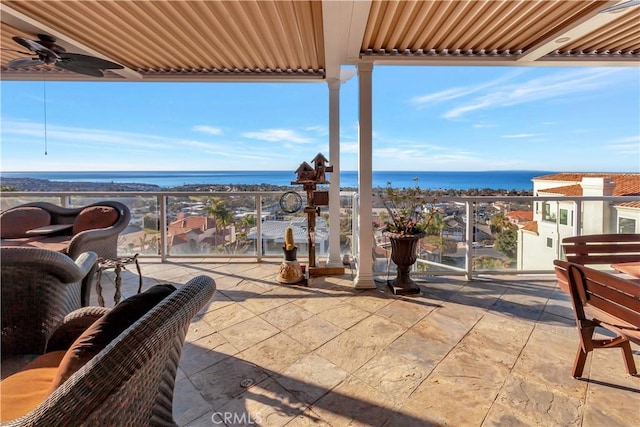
left=6, top=33, right=124, bottom=77
left=600, top=0, right=640, bottom=13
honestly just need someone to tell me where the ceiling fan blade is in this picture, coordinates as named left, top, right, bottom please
left=0, top=47, right=36, bottom=56
left=12, top=36, right=60, bottom=63
left=59, top=53, right=124, bottom=70
left=55, top=61, right=105, bottom=77
left=7, top=57, right=45, bottom=68
left=600, top=0, right=640, bottom=13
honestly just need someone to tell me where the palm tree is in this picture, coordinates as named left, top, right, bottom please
left=240, top=214, right=256, bottom=231
left=490, top=212, right=512, bottom=234
left=423, top=213, right=446, bottom=262
left=425, top=212, right=443, bottom=236
left=206, top=198, right=232, bottom=234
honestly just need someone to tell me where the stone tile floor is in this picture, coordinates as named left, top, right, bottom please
left=93, top=259, right=639, bottom=427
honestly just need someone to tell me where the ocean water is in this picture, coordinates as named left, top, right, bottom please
left=0, top=170, right=553, bottom=190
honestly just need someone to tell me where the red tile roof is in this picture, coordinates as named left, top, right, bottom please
left=506, top=211, right=533, bottom=221
left=168, top=216, right=216, bottom=232
left=521, top=221, right=538, bottom=233
left=538, top=184, right=583, bottom=196
left=535, top=173, right=640, bottom=196
left=617, top=201, right=640, bottom=208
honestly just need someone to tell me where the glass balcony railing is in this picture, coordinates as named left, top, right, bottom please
left=376, top=194, right=639, bottom=280
left=1, top=191, right=637, bottom=279
left=0, top=191, right=356, bottom=262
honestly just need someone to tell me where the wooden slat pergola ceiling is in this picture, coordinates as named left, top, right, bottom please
left=0, top=0, right=638, bottom=82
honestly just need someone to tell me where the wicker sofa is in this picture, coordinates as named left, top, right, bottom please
left=0, top=275, right=216, bottom=426
left=0, top=201, right=130, bottom=260
left=1, top=247, right=98, bottom=365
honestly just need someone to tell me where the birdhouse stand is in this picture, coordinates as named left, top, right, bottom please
left=292, top=153, right=333, bottom=269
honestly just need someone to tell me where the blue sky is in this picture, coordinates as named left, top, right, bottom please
left=1, top=66, right=639, bottom=172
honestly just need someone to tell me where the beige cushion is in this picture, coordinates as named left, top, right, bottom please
left=49, top=284, right=176, bottom=391
left=72, top=206, right=118, bottom=235
left=0, top=350, right=67, bottom=422
left=0, top=237, right=45, bottom=247
left=30, top=236, right=73, bottom=254
left=0, top=207, right=51, bottom=239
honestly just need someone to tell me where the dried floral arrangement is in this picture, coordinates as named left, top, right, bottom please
left=380, top=178, right=437, bottom=235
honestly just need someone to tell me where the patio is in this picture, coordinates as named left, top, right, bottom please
left=95, top=259, right=639, bottom=427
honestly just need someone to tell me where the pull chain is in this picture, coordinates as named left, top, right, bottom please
left=43, top=78, right=48, bottom=155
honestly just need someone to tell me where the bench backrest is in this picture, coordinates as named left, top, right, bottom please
left=554, top=260, right=640, bottom=344
left=562, top=233, right=640, bottom=265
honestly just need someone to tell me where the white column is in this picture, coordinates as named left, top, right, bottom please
left=354, top=62, right=376, bottom=289
left=326, top=78, right=343, bottom=267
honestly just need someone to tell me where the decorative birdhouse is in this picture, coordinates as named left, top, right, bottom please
left=294, top=162, right=316, bottom=183
left=311, top=153, right=333, bottom=184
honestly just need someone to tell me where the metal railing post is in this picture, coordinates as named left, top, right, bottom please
left=575, top=199, right=583, bottom=236
left=159, top=195, right=167, bottom=262
left=257, top=195, right=263, bottom=261
left=352, top=193, right=359, bottom=268
left=465, top=201, right=473, bottom=280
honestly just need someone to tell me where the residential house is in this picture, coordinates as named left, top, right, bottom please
left=247, top=217, right=329, bottom=256
left=517, top=173, right=640, bottom=270
left=168, top=214, right=235, bottom=254
left=506, top=211, right=533, bottom=225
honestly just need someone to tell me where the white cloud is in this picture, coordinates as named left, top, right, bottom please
left=502, top=133, right=538, bottom=139
left=241, top=128, right=312, bottom=143
left=373, top=146, right=473, bottom=163
left=304, top=125, right=328, bottom=135
left=472, top=123, right=497, bottom=128
left=410, top=70, right=524, bottom=108
left=411, top=87, right=478, bottom=106
left=443, top=68, right=626, bottom=119
left=2, top=119, right=173, bottom=149
left=613, top=135, right=640, bottom=144
left=0, top=119, right=256, bottom=160
left=340, top=142, right=359, bottom=154
left=193, top=125, right=223, bottom=135
left=606, top=136, right=640, bottom=156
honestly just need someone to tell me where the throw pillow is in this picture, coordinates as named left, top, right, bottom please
left=0, top=207, right=51, bottom=239
left=72, top=206, right=119, bottom=235
left=49, top=284, right=176, bottom=391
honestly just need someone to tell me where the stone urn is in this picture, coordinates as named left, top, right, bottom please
left=385, top=232, right=425, bottom=295
left=277, top=227, right=304, bottom=284
left=277, top=247, right=304, bottom=284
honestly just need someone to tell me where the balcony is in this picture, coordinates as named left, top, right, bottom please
left=86, top=258, right=635, bottom=426
left=1, top=190, right=638, bottom=425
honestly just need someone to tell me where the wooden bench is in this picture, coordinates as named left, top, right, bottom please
left=562, top=233, right=640, bottom=266
left=557, top=233, right=640, bottom=293
left=554, top=260, right=640, bottom=378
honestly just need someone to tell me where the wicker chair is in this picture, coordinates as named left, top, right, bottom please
left=1, top=275, right=216, bottom=427
left=0, top=201, right=131, bottom=260
left=1, top=247, right=98, bottom=361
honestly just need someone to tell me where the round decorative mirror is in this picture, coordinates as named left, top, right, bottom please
left=279, top=191, right=303, bottom=213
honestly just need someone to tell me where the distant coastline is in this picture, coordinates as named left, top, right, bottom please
left=0, top=170, right=550, bottom=192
